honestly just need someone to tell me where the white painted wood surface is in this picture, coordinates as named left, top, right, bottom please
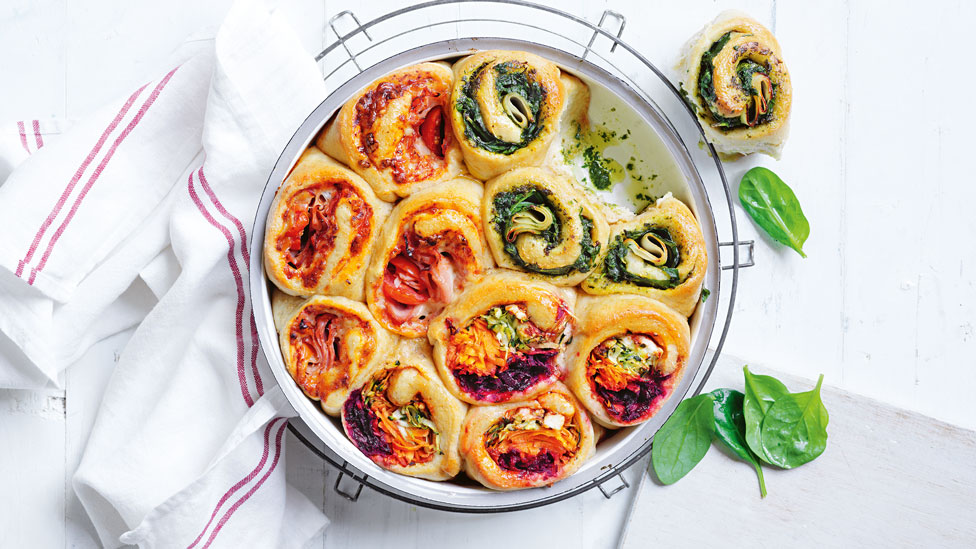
left=620, top=360, right=976, bottom=547
left=1, top=0, right=974, bottom=547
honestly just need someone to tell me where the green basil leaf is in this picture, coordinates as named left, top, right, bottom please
left=760, top=375, right=829, bottom=469
left=742, top=365, right=791, bottom=464
left=651, top=394, right=715, bottom=485
left=710, top=388, right=767, bottom=497
left=738, top=167, right=810, bottom=258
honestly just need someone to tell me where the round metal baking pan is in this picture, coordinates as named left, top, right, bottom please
left=249, top=1, right=749, bottom=512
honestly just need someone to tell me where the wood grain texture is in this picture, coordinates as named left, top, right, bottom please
left=620, top=358, right=976, bottom=547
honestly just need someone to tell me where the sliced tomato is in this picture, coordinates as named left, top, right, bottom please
left=419, top=105, right=444, bottom=157
left=383, top=255, right=430, bottom=306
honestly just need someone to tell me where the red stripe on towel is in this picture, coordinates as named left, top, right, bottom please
left=203, top=419, right=288, bottom=548
left=197, top=167, right=263, bottom=398
left=32, top=120, right=44, bottom=150
left=27, top=66, right=179, bottom=285
left=186, top=417, right=285, bottom=549
left=15, top=84, right=147, bottom=278
left=17, top=121, right=30, bottom=154
left=187, top=171, right=254, bottom=407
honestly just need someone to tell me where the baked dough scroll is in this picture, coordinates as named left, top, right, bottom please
left=460, top=383, right=595, bottom=490
left=264, top=147, right=390, bottom=300
left=581, top=194, right=706, bottom=317
left=483, top=167, right=609, bottom=286
left=427, top=271, right=576, bottom=405
left=365, top=178, right=493, bottom=338
left=566, top=295, right=690, bottom=429
left=275, top=291, right=396, bottom=416
left=318, top=63, right=464, bottom=201
left=449, top=51, right=565, bottom=180
left=676, top=10, right=792, bottom=158
left=341, top=340, right=467, bottom=481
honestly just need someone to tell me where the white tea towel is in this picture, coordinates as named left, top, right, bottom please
left=0, top=0, right=330, bottom=546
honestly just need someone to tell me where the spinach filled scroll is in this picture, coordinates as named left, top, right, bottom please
left=274, top=291, right=396, bottom=416
left=427, top=271, right=576, bottom=405
left=677, top=11, right=792, bottom=158
left=318, top=63, right=464, bottom=201
left=567, top=295, right=689, bottom=429
left=449, top=51, right=565, bottom=180
left=264, top=148, right=390, bottom=300
left=460, top=383, right=595, bottom=490
left=483, top=167, right=609, bottom=286
left=581, top=194, right=706, bottom=317
left=365, top=178, right=493, bottom=338
left=341, top=341, right=467, bottom=480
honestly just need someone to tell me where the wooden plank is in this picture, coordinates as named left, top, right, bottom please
left=619, top=359, right=976, bottom=547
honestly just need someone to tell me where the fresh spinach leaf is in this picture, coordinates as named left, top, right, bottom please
left=710, top=388, right=767, bottom=497
left=742, top=365, right=791, bottom=464
left=738, top=167, right=810, bottom=258
left=651, top=393, right=715, bottom=485
left=760, top=374, right=829, bottom=469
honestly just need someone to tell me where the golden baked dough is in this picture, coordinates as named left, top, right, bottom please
left=264, top=147, right=390, bottom=300
left=676, top=10, right=792, bottom=158
left=318, top=63, right=464, bottom=201
left=566, top=295, right=690, bottom=429
left=581, top=194, right=706, bottom=317
left=483, top=167, right=610, bottom=286
left=460, top=382, right=595, bottom=490
left=449, top=51, right=565, bottom=180
left=427, top=270, right=576, bottom=405
left=277, top=292, right=396, bottom=416
left=341, top=340, right=467, bottom=481
left=365, top=178, right=494, bottom=338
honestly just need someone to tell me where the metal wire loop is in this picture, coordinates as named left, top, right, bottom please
left=584, top=10, right=626, bottom=59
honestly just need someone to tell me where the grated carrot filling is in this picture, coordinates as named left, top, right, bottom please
left=451, top=319, right=507, bottom=377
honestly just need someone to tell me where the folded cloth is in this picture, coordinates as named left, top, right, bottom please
left=0, top=0, right=330, bottom=546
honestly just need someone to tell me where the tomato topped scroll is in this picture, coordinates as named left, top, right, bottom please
left=318, top=63, right=464, bottom=202
left=677, top=10, right=792, bottom=158
left=427, top=271, right=576, bottom=405
left=566, top=295, right=690, bottom=429
left=449, top=50, right=565, bottom=180
left=484, top=167, right=610, bottom=286
left=275, top=290, right=396, bottom=416
left=460, top=383, right=595, bottom=490
left=365, top=178, right=494, bottom=338
left=581, top=194, right=706, bottom=317
left=265, top=147, right=390, bottom=300
left=341, top=341, right=467, bottom=480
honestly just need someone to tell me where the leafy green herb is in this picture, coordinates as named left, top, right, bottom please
left=651, top=394, right=715, bottom=485
left=710, top=388, right=766, bottom=497
left=742, top=365, right=791, bottom=463
left=760, top=375, right=828, bottom=468
left=492, top=187, right=600, bottom=276
left=700, top=288, right=710, bottom=302
left=738, top=167, right=810, bottom=258
left=582, top=146, right=612, bottom=190
left=651, top=368, right=829, bottom=496
left=455, top=61, right=545, bottom=155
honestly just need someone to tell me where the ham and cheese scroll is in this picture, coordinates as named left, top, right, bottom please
left=341, top=341, right=467, bottom=481
left=450, top=51, right=565, bottom=180
left=566, top=295, right=690, bottom=429
left=581, top=194, right=706, bottom=317
left=677, top=10, right=792, bottom=158
left=427, top=271, right=576, bottom=405
left=318, top=63, right=464, bottom=201
left=274, top=290, right=396, bottom=416
left=460, top=383, right=595, bottom=490
left=365, top=178, right=493, bottom=338
left=265, top=147, right=390, bottom=300
left=483, top=167, right=609, bottom=286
